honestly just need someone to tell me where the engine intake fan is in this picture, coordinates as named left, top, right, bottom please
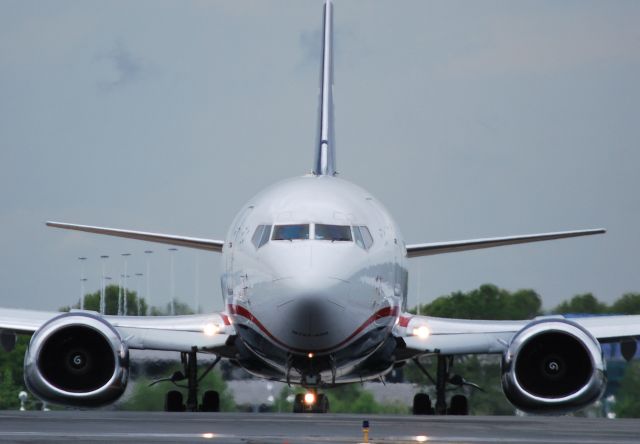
left=501, top=318, right=605, bottom=414
left=24, top=313, right=129, bottom=407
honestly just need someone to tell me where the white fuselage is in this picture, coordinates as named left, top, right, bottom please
left=222, top=175, right=408, bottom=386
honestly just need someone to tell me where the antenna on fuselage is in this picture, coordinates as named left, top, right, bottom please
left=313, top=0, right=336, bottom=176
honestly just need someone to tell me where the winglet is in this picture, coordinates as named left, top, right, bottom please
left=313, top=0, right=336, bottom=176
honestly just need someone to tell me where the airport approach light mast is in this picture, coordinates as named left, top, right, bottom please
left=103, top=276, right=112, bottom=313
left=144, top=250, right=153, bottom=315
left=78, top=257, right=87, bottom=310
left=169, top=248, right=178, bottom=316
left=195, top=254, right=200, bottom=314
left=135, top=273, right=143, bottom=316
left=121, top=253, right=131, bottom=316
left=99, top=255, right=109, bottom=315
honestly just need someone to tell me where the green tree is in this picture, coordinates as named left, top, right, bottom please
left=414, top=284, right=542, bottom=320
left=60, top=285, right=149, bottom=316
left=613, top=361, right=640, bottom=418
left=610, top=293, right=640, bottom=315
left=150, top=300, right=195, bottom=316
left=552, top=293, right=608, bottom=315
left=0, top=335, right=30, bottom=410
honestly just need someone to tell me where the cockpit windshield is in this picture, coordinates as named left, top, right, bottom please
left=315, top=224, right=352, bottom=242
left=268, top=223, right=370, bottom=245
left=272, top=224, right=310, bottom=241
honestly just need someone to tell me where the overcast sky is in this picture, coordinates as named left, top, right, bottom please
left=1, top=0, right=639, bottom=313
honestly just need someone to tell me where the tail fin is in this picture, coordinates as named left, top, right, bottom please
left=313, top=0, right=336, bottom=176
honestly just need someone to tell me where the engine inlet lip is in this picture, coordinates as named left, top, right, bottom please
left=28, top=313, right=127, bottom=400
left=504, top=319, right=605, bottom=406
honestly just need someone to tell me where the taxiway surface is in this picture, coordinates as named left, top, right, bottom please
left=0, top=411, right=638, bottom=443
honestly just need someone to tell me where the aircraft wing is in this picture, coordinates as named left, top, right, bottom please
left=405, top=228, right=605, bottom=258
left=46, top=221, right=225, bottom=252
left=0, top=308, right=235, bottom=355
left=395, top=313, right=640, bottom=360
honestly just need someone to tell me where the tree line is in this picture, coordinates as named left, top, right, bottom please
left=412, top=284, right=640, bottom=319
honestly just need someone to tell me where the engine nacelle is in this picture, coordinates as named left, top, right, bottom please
left=501, top=319, right=605, bottom=414
left=24, top=313, right=129, bottom=407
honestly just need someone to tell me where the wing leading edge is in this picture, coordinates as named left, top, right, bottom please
left=46, top=221, right=224, bottom=252
left=405, top=228, right=605, bottom=258
left=396, top=313, right=640, bottom=360
left=0, top=308, right=234, bottom=354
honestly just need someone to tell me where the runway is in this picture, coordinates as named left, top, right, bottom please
left=0, top=412, right=638, bottom=443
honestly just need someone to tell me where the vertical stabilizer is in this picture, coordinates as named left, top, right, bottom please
left=313, top=0, right=336, bottom=176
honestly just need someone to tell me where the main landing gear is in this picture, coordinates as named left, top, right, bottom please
left=150, top=347, right=222, bottom=412
left=292, top=389, right=330, bottom=413
left=412, top=355, right=482, bottom=416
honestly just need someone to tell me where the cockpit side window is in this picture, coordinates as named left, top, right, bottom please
left=251, top=224, right=272, bottom=249
left=353, top=226, right=365, bottom=248
left=272, top=224, right=310, bottom=241
left=260, top=224, right=272, bottom=246
left=354, top=226, right=374, bottom=250
left=315, top=224, right=352, bottom=242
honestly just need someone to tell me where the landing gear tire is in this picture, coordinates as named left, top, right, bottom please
left=293, top=394, right=304, bottom=413
left=165, top=390, right=185, bottom=412
left=316, top=394, right=329, bottom=413
left=447, top=394, right=469, bottom=415
left=200, top=390, right=220, bottom=412
left=412, top=393, right=434, bottom=415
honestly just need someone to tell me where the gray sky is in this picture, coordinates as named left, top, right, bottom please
left=1, top=0, right=639, bottom=313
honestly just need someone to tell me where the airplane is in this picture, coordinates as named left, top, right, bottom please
left=0, top=0, right=637, bottom=415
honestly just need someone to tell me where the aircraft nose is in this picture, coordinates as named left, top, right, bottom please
left=287, top=295, right=335, bottom=338
left=271, top=275, right=354, bottom=352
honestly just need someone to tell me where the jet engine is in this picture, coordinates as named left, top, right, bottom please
left=24, top=313, right=129, bottom=407
left=501, top=319, right=605, bottom=414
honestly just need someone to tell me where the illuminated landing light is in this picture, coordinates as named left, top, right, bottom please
left=304, top=392, right=316, bottom=405
left=203, top=323, right=220, bottom=336
left=308, top=352, right=314, bottom=359
left=412, top=325, right=430, bottom=339
left=201, top=433, right=215, bottom=439
left=415, top=435, right=429, bottom=442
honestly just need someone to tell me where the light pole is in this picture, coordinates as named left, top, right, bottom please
left=121, top=253, right=131, bottom=316
left=169, top=248, right=178, bottom=315
left=135, top=273, right=144, bottom=315
left=78, top=257, right=87, bottom=310
left=100, top=255, right=109, bottom=315
left=144, top=250, right=153, bottom=314
left=118, top=274, right=122, bottom=315
left=195, top=254, right=200, bottom=314
left=80, top=278, right=88, bottom=310
left=103, top=276, right=112, bottom=314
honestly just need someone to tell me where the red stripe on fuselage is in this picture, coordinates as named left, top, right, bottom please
left=228, top=303, right=398, bottom=354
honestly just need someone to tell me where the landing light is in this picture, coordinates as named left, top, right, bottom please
left=308, top=352, right=314, bottom=359
left=415, top=436, right=429, bottom=442
left=304, top=392, right=316, bottom=405
left=412, top=325, right=430, bottom=339
left=203, top=323, right=220, bottom=336
left=202, top=433, right=215, bottom=439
